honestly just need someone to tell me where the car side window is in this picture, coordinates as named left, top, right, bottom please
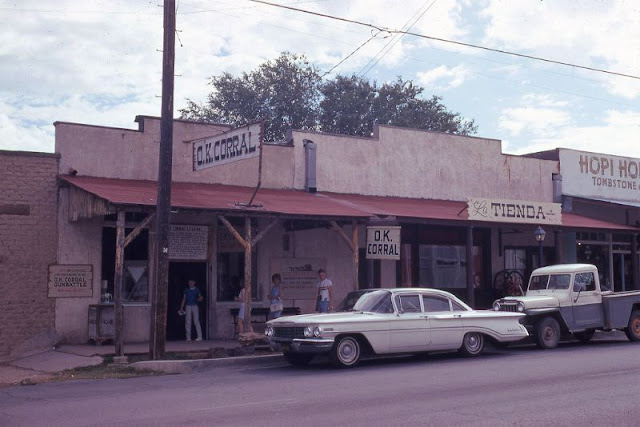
left=422, top=295, right=450, bottom=312
left=574, top=272, right=596, bottom=292
left=451, top=301, right=466, bottom=311
left=398, top=295, right=421, bottom=313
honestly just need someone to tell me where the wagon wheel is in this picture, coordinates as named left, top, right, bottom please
left=493, top=270, right=525, bottom=297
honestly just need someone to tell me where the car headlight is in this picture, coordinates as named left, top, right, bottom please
left=517, top=301, right=525, bottom=312
left=303, top=326, right=313, bottom=338
left=313, top=326, right=322, bottom=337
left=493, top=301, right=501, bottom=311
left=264, top=325, right=274, bottom=337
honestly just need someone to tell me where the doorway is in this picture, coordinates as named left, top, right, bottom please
left=168, top=262, right=207, bottom=341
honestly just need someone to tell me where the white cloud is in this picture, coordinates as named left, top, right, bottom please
left=416, top=64, right=471, bottom=90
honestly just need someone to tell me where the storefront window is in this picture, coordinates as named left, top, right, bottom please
left=418, top=245, right=467, bottom=289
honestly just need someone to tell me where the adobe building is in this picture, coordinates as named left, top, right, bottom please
left=2, top=115, right=638, bottom=358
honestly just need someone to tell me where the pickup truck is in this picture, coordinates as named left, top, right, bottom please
left=492, top=263, right=640, bottom=349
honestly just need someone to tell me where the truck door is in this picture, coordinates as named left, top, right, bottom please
left=572, top=272, right=604, bottom=329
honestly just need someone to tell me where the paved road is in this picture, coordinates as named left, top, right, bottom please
left=2, top=335, right=640, bottom=426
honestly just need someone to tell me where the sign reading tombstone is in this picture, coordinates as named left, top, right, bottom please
left=169, top=225, right=208, bottom=260
left=48, top=265, right=93, bottom=298
left=366, top=226, right=401, bottom=260
left=193, top=122, right=263, bottom=171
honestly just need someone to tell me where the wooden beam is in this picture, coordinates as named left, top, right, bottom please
left=113, top=210, right=126, bottom=357
left=219, top=215, right=250, bottom=250
left=243, top=217, right=253, bottom=333
left=124, top=212, right=155, bottom=248
left=466, top=226, right=475, bottom=308
left=330, top=220, right=355, bottom=252
left=251, top=217, right=279, bottom=247
left=352, top=220, right=359, bottom=289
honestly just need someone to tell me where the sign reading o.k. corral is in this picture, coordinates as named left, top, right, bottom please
left=366, top=226, right=401, bottom=260
left=559, top=149, right=640, bottom=203
left=468, top=197, right=562, bottom=225
left=48, top=265, right=93, bottom=298
left=193, top=122, right=263, bottom=171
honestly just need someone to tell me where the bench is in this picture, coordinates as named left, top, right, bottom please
left=230, top=307, right=301, bottom=336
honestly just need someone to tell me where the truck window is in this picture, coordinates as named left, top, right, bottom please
left=574, top=272, right=596, bottom=292
left=548, top=274, right=571, bottom=289
left=529, top=275, right=549, bottom=290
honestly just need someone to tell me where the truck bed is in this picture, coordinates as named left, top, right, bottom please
left=601, top=291, right=640, bottom=329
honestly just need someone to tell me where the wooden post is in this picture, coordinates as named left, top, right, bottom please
left=114, top=210, right=126, bottom=357
left=244, top=217, right=253, bottom=333
left=466, top=226, right=475, bottom=308
left=352, top=220, right=359, bottom=289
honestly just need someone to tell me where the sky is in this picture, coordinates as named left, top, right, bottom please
left=1, top=0, right=640, bottom=158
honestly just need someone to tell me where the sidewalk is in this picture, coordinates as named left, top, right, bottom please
left=0, top=339, right=278, bottom=387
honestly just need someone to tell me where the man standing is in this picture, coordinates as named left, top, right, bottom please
left=316, top=269, right=333, bottom=313
left=180, top=279, right=204, bottom=342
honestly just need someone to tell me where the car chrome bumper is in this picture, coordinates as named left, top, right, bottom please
left=269, top=338, right=335, bottom=354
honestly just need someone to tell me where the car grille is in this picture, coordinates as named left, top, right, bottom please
left=498, top=303, right=518, bottom=312
left=273, top=326, right=305, bottom=339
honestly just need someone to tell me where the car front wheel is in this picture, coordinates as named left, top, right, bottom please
left=330, top=336, right=361, bottom=368
left=459, top=332, right=484, bottom=357
left=536, top=317, right=560, bottom=349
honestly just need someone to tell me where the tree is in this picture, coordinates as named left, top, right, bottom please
left=180, top=53, right=477, bottom=140
left=180, top=52, right=321, bottom=142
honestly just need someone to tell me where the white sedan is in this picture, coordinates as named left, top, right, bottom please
left=265, top=288, right=528, bottom=368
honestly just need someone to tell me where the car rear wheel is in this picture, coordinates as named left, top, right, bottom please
left=283, top=352, right=313, bottom=367
left=536, top=317, right=560, bottom=349
left=330, top=336, right=361, bottom=368
left=459, top=332, right=484, bottom=357
left=573, top=329, right=595, bottom=343
left=625, top=310, right=640, bottom=342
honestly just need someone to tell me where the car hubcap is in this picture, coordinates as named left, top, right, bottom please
left=632, top=318, right=640, bottom=336
left=543, top=327, right=555, bottom=342
left=338, top=339, right=358, bottom=364
left=466, top=334, right=481, bottom=353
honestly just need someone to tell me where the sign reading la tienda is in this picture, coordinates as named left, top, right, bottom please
left=193, top=122, right=263, bottom=170
left=467, top=197, right=562, bottom=225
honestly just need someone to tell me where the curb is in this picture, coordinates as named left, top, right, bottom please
left=130, top=353, right=285, bottom=374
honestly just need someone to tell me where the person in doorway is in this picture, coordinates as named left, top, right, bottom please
left=179, top=279, right=204, bottom=342
left=316, top=269, right=333, bottom=313
left=235, top=283, right=254, bottom=334
left=269, top=273, right=284, bottom=319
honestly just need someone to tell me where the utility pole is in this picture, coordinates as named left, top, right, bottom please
left=150, top=0, right=175, bottom=360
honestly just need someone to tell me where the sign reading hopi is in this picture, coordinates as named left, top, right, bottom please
left=468, top=197, right=562, bottom=225
left=48, top=265, right=93, bottom=298
left=192, top=122, right=263, bottom=170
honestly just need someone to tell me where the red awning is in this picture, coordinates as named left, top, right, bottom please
left=59, top=175, right=637, bottom=231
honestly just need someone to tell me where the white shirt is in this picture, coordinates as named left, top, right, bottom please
left=317, top=278, right=332, bottom=301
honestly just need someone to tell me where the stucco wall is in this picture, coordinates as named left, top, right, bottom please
left=288, top=126, right=559, bottom=201
left=0, top=151, right=58, bottom=360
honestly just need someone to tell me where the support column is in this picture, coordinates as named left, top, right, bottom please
left=352, top=220, right=359, bottom=289
left=632, top=234, right=638, bottom=291
left=243, top=217, right=253, bottom=333
left=554, top=230, right=563, bottom=264
left=113, top=210, right=125, bottom=357
left=466, top=226, right=475, bottom=308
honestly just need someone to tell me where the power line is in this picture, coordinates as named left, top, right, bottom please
left=247, top=0, right=640, bottom=81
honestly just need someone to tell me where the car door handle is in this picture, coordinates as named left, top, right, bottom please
left=453, top=314, right=462, bottom=318
left=420, top=315, right=429, bottom=319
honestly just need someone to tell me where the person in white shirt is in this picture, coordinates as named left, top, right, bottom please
left=316, top=269, right=333, bottom=313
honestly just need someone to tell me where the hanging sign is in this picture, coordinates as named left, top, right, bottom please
left=48, top=265, right=93, bottom=298
left=192, top=122, right=263, bottom=170
left=467, top=197, right=562, bottom=225
left=366, top=226, right=401, bottom=260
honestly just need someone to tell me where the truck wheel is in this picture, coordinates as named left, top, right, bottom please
left=573, top=329, right=595, bottom=343
left=624, top=310, right=640, bottom=342
left=536, top=317, right=561, bottom=349
left=283, top=352, right=313, bottom=367
left=459, top=332, right=484, bottom=357
left=330, top=336, right=361, bottom=368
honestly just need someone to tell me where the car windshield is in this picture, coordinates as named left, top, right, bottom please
left=336, top=290, right=374, bottom=311
left=351, top=290, right=394, bottom=313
